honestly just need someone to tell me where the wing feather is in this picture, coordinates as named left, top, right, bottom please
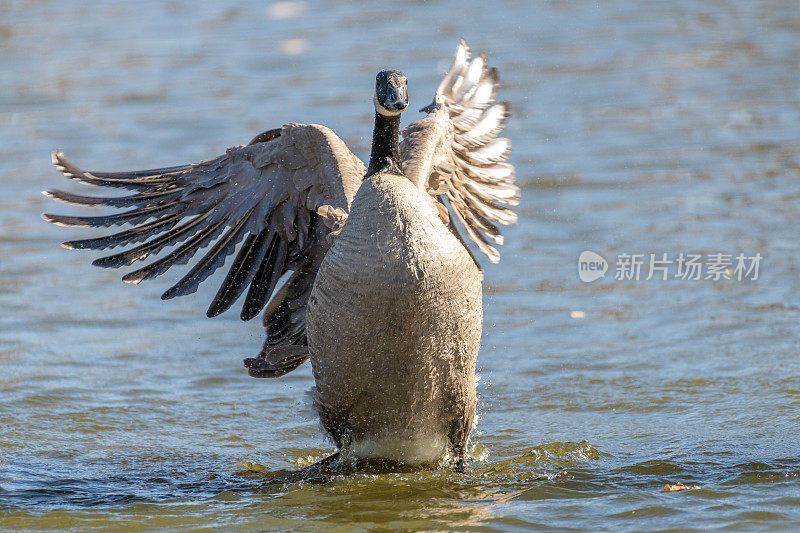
left=43, top=188, right=184, bottom=208
left=50, top=150, right=191, bottom=190
left=44, top=124, right=365, bottom=371
left=62, top=215, right=181, bottom=251
left=91, top=211, right=213, bottom=268
left=241, top=235, right=288, bottom=321
left=206, top=231, right=271, bottom=318
left=42, top=201, right=185, bottom=228
left=401, top=39, right=518, bottom=263
left=122, top=218, right=228, bottom=284
left=161, top=210, right=254, bottom=300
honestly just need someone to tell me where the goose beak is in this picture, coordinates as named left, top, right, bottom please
left=385, top=87, right=408, bottom=111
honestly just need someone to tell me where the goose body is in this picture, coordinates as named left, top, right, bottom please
left=42, top=40, right=517, bottom=467
left=308, top=171, right=482, bottom=463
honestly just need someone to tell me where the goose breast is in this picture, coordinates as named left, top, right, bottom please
left=306, top=171, right=482, bottom=464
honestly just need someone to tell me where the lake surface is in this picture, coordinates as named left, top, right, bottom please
left=2, top=0, right=800, bottom=530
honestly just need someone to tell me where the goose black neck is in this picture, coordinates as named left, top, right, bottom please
left=366, top=112, right=401, bottom=177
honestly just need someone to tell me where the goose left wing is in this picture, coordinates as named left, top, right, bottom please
left=400, top=39, right=519, bottom=264
left=43, top=124, right=364, bottom=375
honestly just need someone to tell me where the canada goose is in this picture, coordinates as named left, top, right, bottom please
left=43, top=40, right=518, bottom=468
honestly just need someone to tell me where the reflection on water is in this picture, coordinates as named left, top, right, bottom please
left=2, top=0, right=800, bottom=530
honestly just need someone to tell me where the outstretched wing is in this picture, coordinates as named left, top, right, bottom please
left=44, top=124, right=365, bottom=372
left=400, top=39, right=518, bottom=263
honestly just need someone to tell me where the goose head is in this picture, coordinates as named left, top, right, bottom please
left=374, top=70, right=408, bottom=116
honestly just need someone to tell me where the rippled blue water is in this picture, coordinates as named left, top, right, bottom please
left=2, top=0, right=800, bottom=530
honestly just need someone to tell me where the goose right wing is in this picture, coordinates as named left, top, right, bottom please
left=401, top=39, right=518, bottom=264
left=43, top=124, right=365, bottom=372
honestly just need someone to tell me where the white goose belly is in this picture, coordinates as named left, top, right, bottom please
left=306, top=172, right=482, bottom=464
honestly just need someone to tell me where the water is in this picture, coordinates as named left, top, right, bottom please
left=2, top=0, right=800, bottom=530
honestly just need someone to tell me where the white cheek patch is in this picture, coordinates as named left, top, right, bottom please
left=374, top=94, right=403, bottom=116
